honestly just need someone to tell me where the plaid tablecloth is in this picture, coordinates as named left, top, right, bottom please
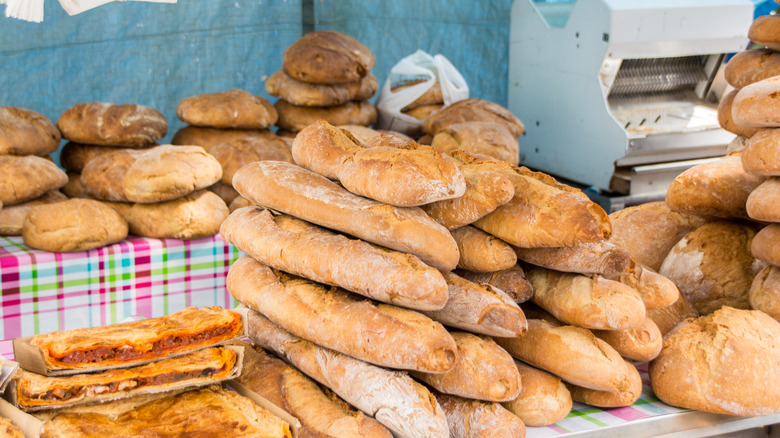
left=0, top=234, right=242, bottom=356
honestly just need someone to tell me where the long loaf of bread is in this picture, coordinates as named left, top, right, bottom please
left=456, top=266, right=534, bottom=304
left=514, top=241, right=635, bottom=277
left=591, top=317, right=663, bottom=362
left=452, top=226, right=517, bottom=272
left=220, top=206, right=448, bottom=310
left=604, top=265, right=680, bottom=310
left=246, top=309, right=450, bottom=438
left=232, top=160, right=459, bottom=271
left=566, top=360, right=642, bottom=408
left=434, top=392, right=527, bottom=438
left=501, top=360, right=571, bottom=427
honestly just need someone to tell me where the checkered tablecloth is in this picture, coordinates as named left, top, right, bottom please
left=0, top=234, right=242, bottom=356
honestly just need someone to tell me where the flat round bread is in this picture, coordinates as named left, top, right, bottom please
left=274, top=99, right=377, bottom=132
left=282, top=30, right=375, bottom=84
left=0, top=106, right=61, bottom=156
left=266, top=70, right=377, bottom=106
left=0, top=155, right=68, bottom=205
left=57, top=102, right=167, bottom=147
left=177, top=89, right=277, bottom=129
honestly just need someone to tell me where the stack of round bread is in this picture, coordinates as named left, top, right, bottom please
left=266, top=30, right=378, bottom=136
left=58, top=102, right=227, bottom=241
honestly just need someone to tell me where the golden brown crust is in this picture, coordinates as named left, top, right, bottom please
left=0, top=155, right=68, bottom=206
left=434, top=392, right=527, bottom=438
left=515, top=241, right=636, bottom=277
left=455, top=266, right=534, bottom=304
left=205, top=137, right=293, bottom=185
left=394, top=81, right=444, bottom=112
left=725, top=48, right=780, bottom=89
left=60, top=142, right=151, bottom=173
left=275, top=99, right=377, bottom=132
left=750, top=265, right=780, bottom=320
left=403, top=104, right=443, bottom=120
left=742, top=129, right=780, bottom=176
left=592, top=317, right=662, bottom=362
left=177, top=89, right=278, bottom=129
left=746, top=178, right=780, bottom=221
left=501, top=360, right=571, bottom=427
left=0, top=191, right=67, bottom=236
left=607, top=265, right=680, bottom=310
left=752, top=223, right=780, bottom=266
left=228, top=195, right=259, bottom=212
left=566, top=360, right=642, bottom=408
left=171, top=125, right=276, bottom=148
left=120, top=190, right=228, bottom=240
left=283, top=30, right=375, bottom=85
left=57, top=102, right=166, bottom=147
left=267, top=70, right=378, bottom=107
left=422, top=99, right=524, bottom=137
left=0, top=107, right=61, bottom=156
left=29, top=306, right=242, bottom=370
left=452, top=226, right=517, bottom=272
left=749, top=14, right=780, bottom=50
left=431, top=122, right=519, bottom=165
left=207, top=181, right=239, bottom=205
left=0, top=416, right=23, bottom=438
left=646, top=293, right=699, bottom=336
left=733, top=76, right=780, bottom=128
left=718, top=89, right=760, bottom=137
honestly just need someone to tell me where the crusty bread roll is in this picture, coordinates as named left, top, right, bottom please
left=750, top=265, right=780, bottom=321
left=176, top=89, right=277, bottom=129
left=236, top=342, right=393, bottom=438
left=660, top=221, right=763, bottom=315
left=282, top=30, right=375, bottom=85
left=746, top=178, right=780, bottom=222
left=733, top=76, right=780, bottom=128
left=748, top=14, right=780, bottom=51
left=666, top=154, right=765, bottom=220
left=0, top=155, right=68, bottom=206
left=247, top=309, right=450, bottom=438
left=650, top=306, right=780, bottom=416
left=526, top=267, right=646, bottom=330
left=469, top=157, right=611, bottom=248
left=646, top=293, right=699, bottom=336
left=431, top=122, right=520, bottom=165
left=229, top=256, right=456, bottom=373
left=456, top=266, right=534, bottom=304
left=206, top=181, right=239, bottom=205
left=495, top=319, right=639, bottom=392
left=566, top=360, right=642, bottom=408
left=422, top=272, right=528, bottom=337
left=0, top=107, right=61, bottom=156
left=752, top=223, right=780, bottom=266
left=412, top=332, right=521, bottom=402
left=609, top=201, right=708, bottom=272
left=452, top=226, right=517, bottom=272
left=292, top=120, right=466, bottom=207
left=724, top=48, right=780, bottom=89
left=0, top=190, right=67, bottom=235
left=605, top=264, right=680, bottom=310
left=205, top=137, right=293, bottom=185
left=275, top=99, right=377, bottom=132
left=434, top=392, right=527, bottom=438
left=266, top=70, right=378, bottom=107
left=23, top=198, right=128, bottom=252
left=515, top=241, right=635, bottom=277
left=220, top=206, right=448, bottom=310
left=232, top=160, right=460, bottom=271
left=742, top=128, right=780, bottom=175
left=718, top=89, right=761, bottom=137
left=502, top=360, right=571, bottom=427
left=422, top=99, right=524, bottom=137
left=57, top=102, right=166, bottom=147
left=592, top=317, right=663, bottom=362
left=171, top=125, right=276, bottom=148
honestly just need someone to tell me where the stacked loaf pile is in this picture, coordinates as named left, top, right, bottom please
left=266, top=30, right=378, bottom=136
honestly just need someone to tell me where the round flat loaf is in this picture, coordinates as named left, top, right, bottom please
left=0, top=191, right=67, bottom=235
left=718, top=89, right=760, bottom=137
left=22, top=198, right=128, bottom=252
left=283, top=30, right=375, bottom=85
left=665, top=154, right=766, bottom=220
left=431, top=122, right=520, bottom=165
left=207, top=181, right=239, bottom=205
left=0, top=155, right=68, bottom=206
left=422, top=99, right=524, bottom=137
left=659, top=221, right=763, bottom=315
left=228, top=195, right=257, bottom=213
left=609, top=201, right=708, bottom=272
left=725, top=48, right=780, bottom=89
left=750, top=265, right=780, bottom=321
left=746, top=178, right=780, bottom=222
left=0, top=107, right=61, bottom=156
left=171, top=126, right=276, bottom=148
left=742, top=128, right=780, bottom=175
left=0, top=416, right=23, bottom=438
left=394, top=81, right=444, bottom=112
left=501, top=360, right=571, bottom=427
left=206, top=137, right=293, bottom=185
left=80, top=149, right=143, bottom=201
left=120, top=190, right=228, bottom=240
left=646, top=293, right=699, bottom=336
left=266, top=70, right=378, bottom=107
left=57, top=102, right=167, bottom=147
left=274, top=99, right=377, bottom=132
left=752, top=223, right=780, bottom=266
left=748, top=14, right=780, bottom=51
left=60, top=142, right=152, bottom=173
left=733, top=76, right=780, bottom=128
left=177, top=89, right=277, bottom=129
left=650, top=306, right=780, bottom=416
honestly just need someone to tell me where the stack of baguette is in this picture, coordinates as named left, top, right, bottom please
left=267, top=31, right=378, bottom=136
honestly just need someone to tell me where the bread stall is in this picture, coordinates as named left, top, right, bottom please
left=1, top=0, right=780, bottom=437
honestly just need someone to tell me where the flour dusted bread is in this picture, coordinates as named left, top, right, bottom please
left=515, top=241, right=636, bottom=277
left=220, top=206, right=448, bottom=310
left=22, top=198, right=128, bottom=252
left=423, top=99, right=524, bottom=137
left=266, top=70, right=378, bottom=106
left=749, top=14, right=780, bottom=51
left=746, top=178, right=780, bottom=221
left=452, top=226, right=517, bottom=272
left=725, top=49, right=780, bottom=89
left=0, top=155, right=67, bottom=205
left=650, top=306, right=780, bottom=416
left=566, top=360, right=642, bottom=408
left=646, top=293, right=699, bottom=336
left=116, top=190, right=228, bottom=240
left=0, top=190, right=67, bottom=235
left=592, top=317, right=663, bottom=362
left=750, top=265, right=780, bottom=321
left=434, top=393, right=527, bottom=438
left=502, top=361, right=571, bottom=427
left=718, top=89, right=761, bottom=137
left=0, top=106, right=61, bottom=156
left=733, top=76, right=780, bottom=128
left=176, top=89, right=277, bottom=129
left=431, top=122, right=520, bottom=165
left=171, top=125, right=276, bottom=148
left=742, top=129, right=780, bottom=175
left=607, top=264, right=680, bottom=310
left=752, top=223, right=780, bottom=266
left=275, top=99, right=377, bottom=132
left=57, top=102, right=166, bottom=147
left=283, top=30, right=375, bottom=85
left=232, top=160, right=460, bottom=271
left=205, top=137, right=293, bottom=185
left=456, top=265, right=534, bottom=304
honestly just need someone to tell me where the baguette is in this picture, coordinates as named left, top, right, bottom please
left=421, top=272, right=527, bottom=337
left=232, top=160, right=460, bottom=271
left=566, top=360, right=642, bottom=408
left=455, top=266, right=534, bottom=304
left=514, top=241, right=636, bottom=277
left=591, top=317, right=663, bottom=362
left=604, top=264, right=680, bottom=310
left=246, top=309, right=449, bottom=438
left=292, top=120, right=465, bottom=206
left=452, top=226, right=517, bottom=272
left=501, top=360, right=571, bottom=427
left=227, top=256, right=457, bottom=373
left=434, top=392, right=527, bottom=438
left=220, top=206, right=448, bottom=310
left=646, top=293, right=699, bottom=336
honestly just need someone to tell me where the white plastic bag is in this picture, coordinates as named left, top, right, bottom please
left=376, top=50, right=469, bottom=135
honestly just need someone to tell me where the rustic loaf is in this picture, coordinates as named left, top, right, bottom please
left=566, top=360, right=642, bottom=408
left=282, top=30, right=375, bottom=85
left=501, top=360, right=571, bottom=427
left=57, top=102, right=166, bottom=147
left=171, top=125, right=276, bottom=148
left=728, top=135, right=749, bottom=154
left=0, top=106, right=61, bottom=156
left=176, top=89, right=277, bottom=129
left=733, top=76, right=780, bottom=128
left=752, top=223, right=780, bottom=266
left=0, top=191, right=67, bottom=235
left=742, top=128, right=780, bottom=175
left=266, top=70, right=378, bottom=107
left=650, top=306, right=780, bottom=416
left=220, top=206, right=448, bottom=310
left=61, top=172, right=85, bottom=198
left=646, top=293, right=699, bottom=336
left=275, top=99, right=377, bottom=132
left=338, top=124, right=383, bottom=143
left=605, top=264, right=680, bottom=310
left=205, top=137, right=293, bottom=185
left=750, top=265, right=780, bottom=321
left=748, top=14, right=780, bottom=51
left=431, top=122, right=520, bottom=165
left=434, top=392, right=527, bottom=438
left=228, top=195, right=257, bottom=212
left=231, top=160, right=460, bottom=271
left=725, top=48, right=780, bottom=89
left=207, top=181, right=239, bottom=205
left=393, top=80, right=444, bottom=111
left=0, top=155, right=68, bottom=206
left=591, top=317, right=663, bottom=362
left=718, top=89, right=760, bottom=137
left=404, top=104, right=443, bottom=120
left=514, top=241, right=636, bottom=277
left=452, top=226, right=517, bottom=272
left=422, top=99, right=525, bottom=137
left=455, top=266, right=534, bottom=304
left=746, top=177, right=780, bottom=222
left=60, top=142, right=142, bottom=173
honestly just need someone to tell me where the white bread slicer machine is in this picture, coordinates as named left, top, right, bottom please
left=508, top=0, right=753, bottom=210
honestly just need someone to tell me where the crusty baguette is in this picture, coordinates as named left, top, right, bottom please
left=514, top=241, right=635, bottom=277
left=604, top=264, right=680, bottom=310
left=456, top=266, right=534, bottom=304
left=232, top=160, right=460, bottom=271
left=452, top=226, right=517, bottom=273
left=592, top=317, right=663, bottom=362
left=292, top=120, right=466, bottom=207
left=221, top=207, right=448, bottom=310
left=526, top=267, right=646, bottom=330
left=246, top=309, right=450, bottom=438
left=495, top=319, right=638, bottom=392
left=411, top=332, right=521, bottom=402
left=434, top=392, right=527, bottom=438
left=646, top=293, right=699, bottom=336
left=421, top=272, right=528, bottom=337
left=566, top=360, right=642, bottom=408
left=235, top=341, right=392, bottom=438
left=501, top=360, right=571, bottom=427
left=227, top=256, right=456, bottom=373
